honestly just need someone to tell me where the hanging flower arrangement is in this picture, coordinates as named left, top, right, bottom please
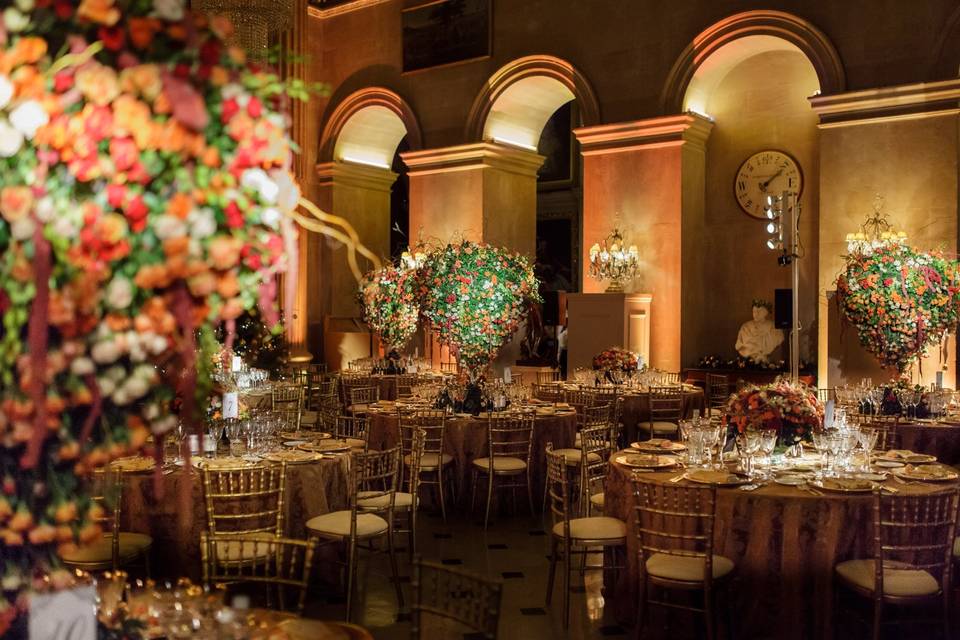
left=0, top=0, right=317, bottom=624
left=835, top=242, right=960, bottom=372
left=417, top=240, right=541, bottom=373
left=358, top=263, right=420, bottom=353
left=722, top=380, right=823, bottom=446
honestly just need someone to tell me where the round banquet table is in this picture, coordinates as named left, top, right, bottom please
left=618, top=387, right=706, bottom=442
left=604, top=453, right=958, bottom=640
left=340, top=373, right=447, bottom=403
left=367, top=408, right=577, bottom=503
left=893, top=421, right=960, bottom=466
left=121, top=456, right=350, bottom=582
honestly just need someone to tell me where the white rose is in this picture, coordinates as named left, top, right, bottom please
left=2, top=8, right=28, bottom=32
left=129, top=339, right=146, bottom=363
left=133, top=364, right=157, bottom=382
left=241, top=168, right=278, bottom=204
left=1, top=572, right=22, bottom=592
left=70, top=357, right=95, bottom=377
left=189, top=207, right=217, bottom=239
left=0, top=75, right=13, bottom=111
left=10, top=217, right=34, bottom=241
left=34, top=197, right=56, bottom=223
left=14, top=0, right=34, bottom=10
left=151, top=415, right=177, bottom=435
left=111, top=388, right=130, bottom=406
left=105, top=276, right=134, bottom=310
left=0, top=119, right=24, bottom=157
left=260, top=207, right=280, bottom=230
left=144, top=403, right=160, bottom=421
left=106, top=365, right=126, bottom=382
left=220, top=84, right=245, bottom=101
left=124, top=377, right=148, bottom=400
left=154, top=214, right=186, bottom=240
left=9, top=100, right=48, bottom=139
left=52, top=215, right=76, bottom=238
left=97, top=377, right=116, bottom=396
left=270, top=170, right=300, bottom=213
left=152, top=0, right=184, bottom=21
left=148, top=334, right=168, bottom=355
left=91, top=341, right=121, bottom=364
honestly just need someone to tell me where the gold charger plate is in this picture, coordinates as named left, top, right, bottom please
left=110, top=456, right=156, bottom=473
left=684, top=469, right=750, bottom=486
left=262, top=450, right=322, bottom=464
left=876, top=450, right=937, bottom=464
left=279, top=431, right=331, bottom=441
left=893, top=464, right=959, bottom=482
left=614, top=453, right=677, bottom=469
left=631, top=439, right=686, bottom=453
left=810, top=477, right=875, bottom=493
left=298, top=441, right=351, bottom=453
left=194, top=456, right=254, bottom=470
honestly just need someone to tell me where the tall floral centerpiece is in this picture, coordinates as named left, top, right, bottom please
left=0, top=0, right=313, bottom=628
left=722, top=380, right=824, bottom=451
left=836, top=241, right=960, bottom=372
left=358, top=263, right=420, bottom=356
left=592, top=346, right=639, bottom=384
left=417, top=240, right=540, bottom=409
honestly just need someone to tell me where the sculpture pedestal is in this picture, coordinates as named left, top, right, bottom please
left=566, top=293, right=652, bottom=377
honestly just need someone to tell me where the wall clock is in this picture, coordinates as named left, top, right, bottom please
left=734, top=150, right=803, bottom=219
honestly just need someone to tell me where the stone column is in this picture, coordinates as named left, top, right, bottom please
left=574, top=114, right=713, bottom=372
left=810, top=79, right=960, bottom=388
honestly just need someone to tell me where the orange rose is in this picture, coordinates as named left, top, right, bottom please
left=28, top=523, right=57, bottom=545
left=119, top=64, right=162, bottom=101
left=2, top=530, right=24, bottom=547
left=208, top=236, right=242, bottom=270
left=11, top=65, right=44, bottom=100
left=10, top=37, right=47, bottom=66
left=217, top=271, right=239, bottom=298
left=187, top=271, right=217, bottom=297
left=221, top=297, right=244, bottom=321
left=0, top=186, right=33, bottom=223
left=8, top=508, right=33, bottom=533
left=97, top=213, right=128, bottom=244
left=75, top=63, right=120, bottom=107
left=166, top=192, right=193, bottom=220
left=162, top=236, right=190, bottom=258
left=127, top=17, right=162, bottom=50
left=77, top=0, right=121, bottom=26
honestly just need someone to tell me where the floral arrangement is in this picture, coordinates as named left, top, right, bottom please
left=836, top=242, right=960, bottom=372
left=592, top=346, right=639, bottom=372
left=0, top=0, right=315, bottom=627
left=417, top=240, right=541, bottom=373
left=696, top=354, right=807, bottom=372
left=722, top=380, right=824, bottom=446
left=358, top=263, right=420, bottom=353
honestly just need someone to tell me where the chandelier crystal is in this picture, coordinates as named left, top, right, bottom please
left=845, top=194, right=907, bottom=256
left=193, top=0, right=293, bottom=54
left=588, top=228, right=639, bottom=293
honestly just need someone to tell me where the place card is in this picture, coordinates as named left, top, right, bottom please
left=222, top=392, right=239, bottom=419
left=29, top=585, right=96, bottom=640
left=231, top=355, right=242, bottom=372
left=503, top=367, right=512, bottom=384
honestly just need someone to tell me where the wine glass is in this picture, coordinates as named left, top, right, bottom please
left=738, top=431, right=763, bottom=477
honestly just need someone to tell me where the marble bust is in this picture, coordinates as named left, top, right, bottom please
left=735, top=303, right=783, bottom=363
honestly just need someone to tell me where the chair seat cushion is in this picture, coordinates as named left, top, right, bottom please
left=212, top=531, right=276, bottom=563
left=639, top=421, right=679, bottom=435
left=552, top=448, right=602, bottom=466
left=405, top=453, right=453, bottom=470
left=306, top=510, right=389, bottom=538
left=300, top=411, right=318, bottom=426
left=346, top=403, right=370, bottom=414
left=357, top=491, right=413, bottom=510
left=645, top=553, right=734, bottom=582
left=344, top=437, right=367, bottom=450
left=835, top=559, right=940, bottom=597
left=471, top=456, right=527, bottom=473
left=60, top=532, right=152, bottom=565
left=589, top=492, right=605, bottom=510
left=552, top=516, right=626, bottom=542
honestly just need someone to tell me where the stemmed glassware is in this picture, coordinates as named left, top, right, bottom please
left=737, top=431, right=763, bottom=477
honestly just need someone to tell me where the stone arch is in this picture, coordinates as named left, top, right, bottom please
left=318, top=87, right=422, bottom=167
left=661, top=10, right=845, bottom=114
left=465, top=54, right=600, bottom=149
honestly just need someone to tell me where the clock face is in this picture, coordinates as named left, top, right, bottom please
left=734, top=150, right=803, bottom=219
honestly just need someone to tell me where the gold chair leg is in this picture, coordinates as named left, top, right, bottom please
left=387, top=531, right=404, bottom=609
left=526, top=471, right=535, bottom=517
left=545, top=538, right=558, bottom=606
left=483, top=473, right=494, bottom=530
left=346, top=537, right=358, bottom=622
left=437, top=468, right=447, bottom=523
left=563, top=541, right=571, bottom=629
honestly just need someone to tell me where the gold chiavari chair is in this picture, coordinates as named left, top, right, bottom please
left=318, top=398, right=341, bottom=434
left=60, top=467, right=152, bottom=575
left=411, top=555, right=505, bottom=640
left=470, top=411, right=536, bottom=529
left=561, top=404, right=610, bottom=466
left=400, top=409, right=455, bottom=522
left=335, top=414, right=370, bottom=452
left=306, top=447, right=404, bottom=621
left=705, top=373, right=730, bottom=417
left=200, top=533, right=317, bottom=614
left=835, top=488, right=959, bottom=640
left=440, top=361, right=458, bottom=374
left=537, top=369, right=561, bottom=384
left=347, top=385, right=380, bottom=416
left=359, top=428, right=425, bottom=559
left=817, top=387, right=835, bottom=406
left=564, top=388, right=596, bottom=423
left=532, top=383, right=563, bottom=402
left=202, top=464, right=286, bottom=562
left=545, top=444, right=626, bottom=628
left=641, top=386, right=683, bottom=440
left=660, top=371, right=682, bottom=384
left=272, top=384, right=304, bottom=432
left=852, top=414, right=900, bottom=451
left=632, top=477, right=735, bottom=640
left=582, top=423, right=615, bottom=517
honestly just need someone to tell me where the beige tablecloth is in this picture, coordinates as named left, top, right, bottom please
left=619, top=389, right=706, bottom=442
left=604, top=454, right=956, bottom=640
left=121, top=456, right=350, bottom=581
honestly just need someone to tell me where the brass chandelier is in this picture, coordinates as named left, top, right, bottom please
left=845, top=194, right=907, bottom=256
left=193, top=0, right=293, bottom=54
left=588, top=228, right=639, bottom=293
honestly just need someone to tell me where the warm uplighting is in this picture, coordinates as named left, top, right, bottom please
left=845, top=194, right=907, bottom=255
left=588, top=228, right=640, bottom=293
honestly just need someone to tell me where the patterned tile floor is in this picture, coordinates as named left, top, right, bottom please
left=303, top=507, right=630, bottom=639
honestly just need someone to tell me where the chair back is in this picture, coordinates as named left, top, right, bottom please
left=395, top=374, right=419, bottom=399
left=350, top=447, right=402, bottom=530
left=545, top=444, right=573, bottom=534
left=84, top=468, right=124, bottom=570
left=411, top=556, right=504, bottom=640
left=816, top=387, right=834, bottom=405
left=336, top=414, right=369, bottom=451
left=200, top=532, right=317, bottom=614
left=407, top=428, right=427, bottom=505
left=272, top=384, right=303, bottom=431
left=609, top=397, right=625, bottom=451
left=202, top=464, right=286, bottom=537
left=349, top=385, right=380, bottom=410
left=853, top=414, right=899, bottom=450
left=649, top=386, right=683, bottom=423
left=583, top=403, right=612, bottom=428
left=871, top=488, right=959, bottom=598
left=536, top=369, right=561, bottom=384
left=705, top=374, right=730, bottom=412
left=579, top=423, right=612, bottom=516
left=486, top=412, right=535, bottom=464
left=564, top=388, right=595, bottom=412
left=400, top=410, right=446, bottom=459
left=532, top=383, right=563, bottom=402
left=632, top=477, right=719, bottom=585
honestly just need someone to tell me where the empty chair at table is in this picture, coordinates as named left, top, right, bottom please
left=411, top=555, right=504, bottom=640
left=202, top=464, right=287, bottom=562
left=60, top=467, right=152, bottom=576
left=471, top=410, right=536, bottom=529
left=200, top=533, right=317, bottom=614
left=544, top=444, right=626, bottom=628
left=399, top=409, right=455, bottom=522
left=306, top=447, right=404, bottom=621
left=705, top=373, right=730, bottom=417
left=336, top=414, right=370, bottom=452
left=639, top=386, right=684, bottom=440
left=347, top=385, right=380, bottom=416
left=537, top=369, right=562, bottom=384
left=532, top=383, right=563, bottom=402
left=834, top=487, right=959, bottom=640
left=272, top=384, right=304, bottom=431
left=632, top=477, right=735, bottom=640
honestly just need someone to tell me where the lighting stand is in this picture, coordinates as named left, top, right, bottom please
left=764, top=191, right=801, bottom=383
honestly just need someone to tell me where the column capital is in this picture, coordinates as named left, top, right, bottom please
left=315, top=160, right=398, bottom=192
left=401, top=141, right=545, bottom=177
left=573, top=113, right=714, bottom=156
left=809, top=79, right=960, bottom=128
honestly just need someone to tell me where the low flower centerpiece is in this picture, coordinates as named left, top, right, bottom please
left=592, top=346, right=639, bottom=384
left=722, top=380, right=824, bottom=455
